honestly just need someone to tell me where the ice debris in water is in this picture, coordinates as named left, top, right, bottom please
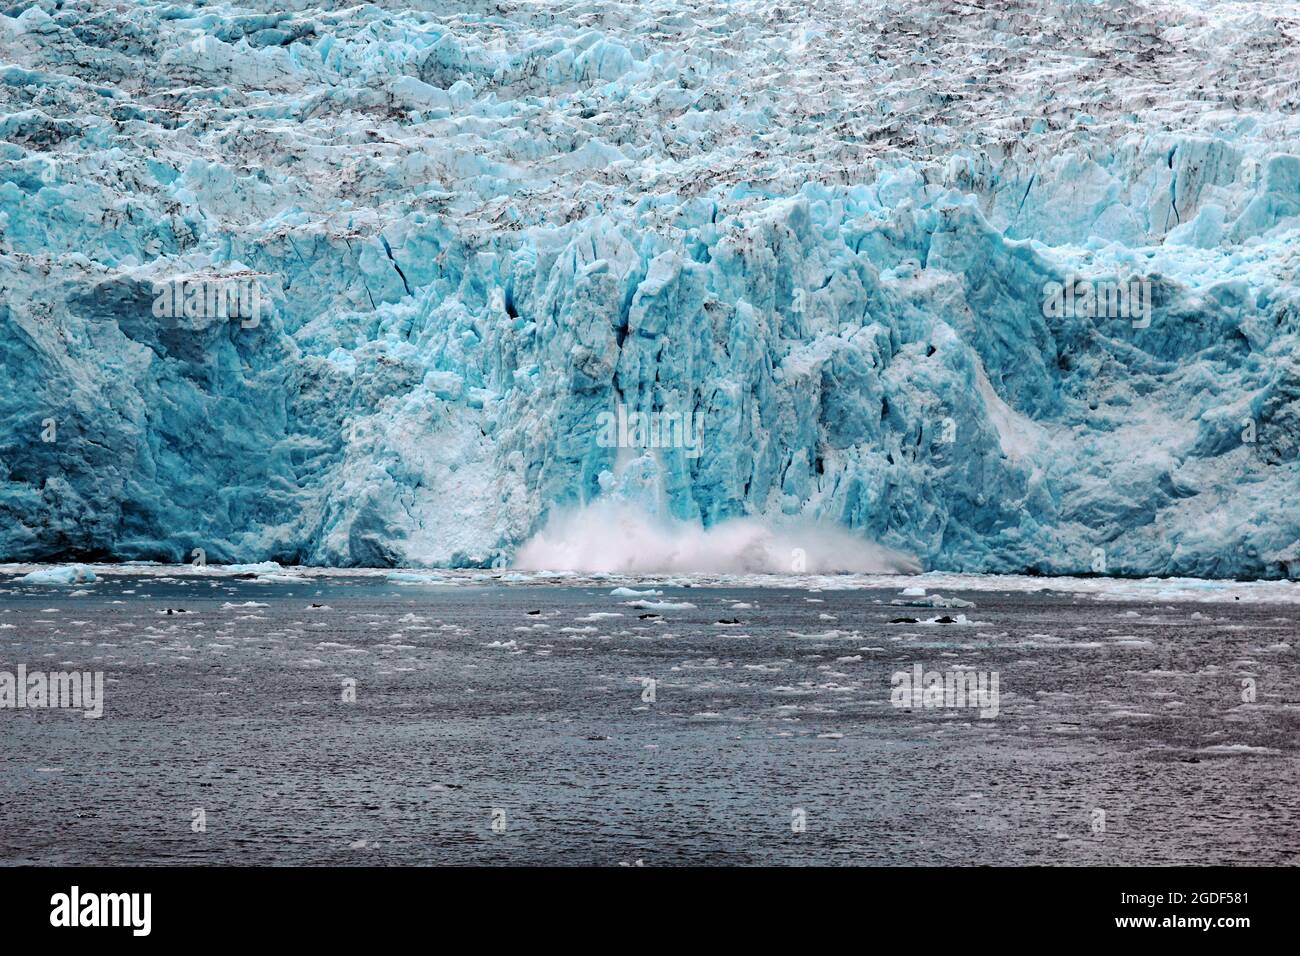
left=0, top=1, right=1297, bottom=579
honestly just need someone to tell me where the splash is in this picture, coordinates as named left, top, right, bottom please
left=512, top=500, right=920, bottom=574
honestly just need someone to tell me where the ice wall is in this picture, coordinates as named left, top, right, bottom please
left=0, top=0, right=1297, bottom=577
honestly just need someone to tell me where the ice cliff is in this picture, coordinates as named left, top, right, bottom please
left=1, top=0, right=1298, bottom=576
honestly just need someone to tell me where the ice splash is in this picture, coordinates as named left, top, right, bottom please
left=512, top=500, right=919, bottom=575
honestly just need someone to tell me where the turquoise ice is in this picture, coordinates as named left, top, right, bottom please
left=0, top=1, right=1297, bottom=577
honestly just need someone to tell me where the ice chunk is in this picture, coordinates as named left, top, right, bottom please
left=17, top=565, right=97, bottom=585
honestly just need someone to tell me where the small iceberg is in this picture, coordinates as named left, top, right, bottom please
left=222, top=561, right=284, bottom=574
left=17, top=565, right=97, bottom=585
left=890, top=593, right=976, bottom=609
left=387, top=571, right=453, bottom=585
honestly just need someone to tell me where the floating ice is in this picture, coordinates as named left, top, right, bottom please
left=386, top=572, right=453, bottom=585
left=222, top=563, right=284, bottom=575
left=624, top=600, right=697, bottom=611
left=16, top=565, right=96, bottom=585
left=891, top=594, right=976, bottom=608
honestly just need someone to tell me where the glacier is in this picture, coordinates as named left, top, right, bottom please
left=0, top=0, right=1298, bottom=577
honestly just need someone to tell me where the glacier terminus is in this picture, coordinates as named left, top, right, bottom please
left=0, top=0, right=1298, bottom=578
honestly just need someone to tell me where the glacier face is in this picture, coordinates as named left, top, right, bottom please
left=0, top=0, right=1298, bottom=576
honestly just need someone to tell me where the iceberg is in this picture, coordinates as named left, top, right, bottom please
left=15, top=564, right=96, bottom=585
left=0, top=1, right=1296, bottom=578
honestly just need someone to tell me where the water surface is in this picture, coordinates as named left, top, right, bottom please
left=1, top=573, right=1296, bottom=865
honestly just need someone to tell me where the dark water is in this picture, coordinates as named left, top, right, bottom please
left=1, top=575, right=1297, bottom=865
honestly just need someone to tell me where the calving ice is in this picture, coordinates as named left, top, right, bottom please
left=596, top=403, right=705, bottom=459
left=50, top=887, right=151, bottom=936
left=0, top=665, right=104, bottom=718
left=890, top=664, right=999, bottom=718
